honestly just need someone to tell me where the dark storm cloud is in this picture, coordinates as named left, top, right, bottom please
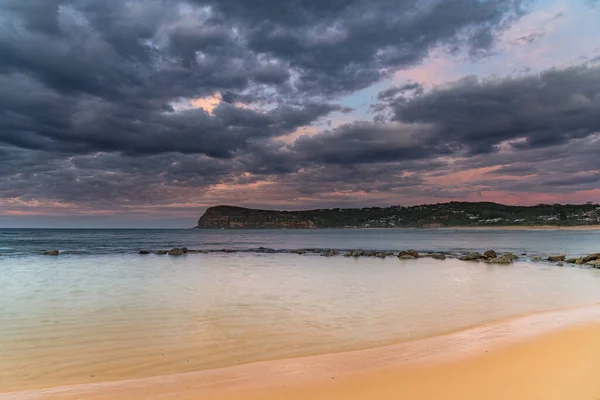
left=289, top=122, right=441, bottom=164
left=391, top=66, right=600, bottom=154
left=12, top=0, right=600, bottom=218
left=205, top=0, right=526, bottom=95
left=0, top=147, right=238, bottom=205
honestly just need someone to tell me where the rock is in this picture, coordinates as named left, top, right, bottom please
left=504, top=253, right=519, bottom=261
left=139, top=250, right=151, bottom=255
left=181, top=247, right=188, bottom=253
left=375, top=252, right=387, bottom=258
left=291, top=250, right=306, bottom=255
left=41, top=250, right=59, bottom=256
left=155, top=250, right=168, bottom=255
left=202, top=250, right=210, bottom=254
left=398, top=250, right=419, bottom=258
left=255, top=247, right=276, bottom=253
left=347, top=250, right=365, bottom=257
left=547, top=255, right=566, bottom=262
left=587, top=260, right=600, bottom=268
left=168, top=248, right=185, bottom=256
left=398, top=255, right=416, bottom=260
left=575, top=258, right=585, bottom=265
left=385, top=252, right=396, bottom=256
left=557, top=262, right=564, bottom=267
left=483, top=250, right=497, bottom=259
left=531, top=256, right=542, bottom=262
left=582, top=253, right=600, bottom=263
left=485, top=253, right=517, bottom=264
left=459, top=252, right=482, bottom=261
left=430, top=254, right=446, bottom=260
left=321, top=249, right=340, bottom=257
left=565, top=258, right=578, bottom=264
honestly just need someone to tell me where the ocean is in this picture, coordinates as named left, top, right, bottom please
left=1, top=228, right=600, bottom=392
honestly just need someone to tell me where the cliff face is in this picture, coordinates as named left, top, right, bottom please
left=196, top=206, right=316, bottom=229
left=194, top=202, right=600, bottom=229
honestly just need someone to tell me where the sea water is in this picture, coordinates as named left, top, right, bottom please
left=1, top=228, right=600, bottom=391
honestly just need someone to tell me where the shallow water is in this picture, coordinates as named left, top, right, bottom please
left=2, top=237, right=600, bottom=391
left=2, top=227, right=600, bottom=257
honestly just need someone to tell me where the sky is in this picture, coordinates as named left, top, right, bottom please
left=1, top=0, right=599, bottom=228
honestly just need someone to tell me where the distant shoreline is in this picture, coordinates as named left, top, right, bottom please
left=447, top=225, right=600, bottom=231
left=194, top=225, right=600, bottom=231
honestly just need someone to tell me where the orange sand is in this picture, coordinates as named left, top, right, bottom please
left=3, top=306, right=600, bottom=400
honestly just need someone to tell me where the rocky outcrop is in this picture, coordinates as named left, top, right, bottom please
left=486, top=253, right=518, bottom=264
left=582, top=253, right=600, bottom=263
left=587, top=260, right=600, bottom=268
left=398, top=250, right=420, bottom=258
left=196, top=206, right=317, bottom=229
left=345, top=250, right=365, bottom=257
left=321, top=249, right=340, bottom=257
left=194, top=202, right=600, bottom=229
left=41, top=250, right=59, bottom=256
left=548, top=255, right=566, bottom=262
left=483, top=250, right=497, bottom=259
left=168, top=248, right=185, bottom=256
left=460, top=252, right=483, bottom=261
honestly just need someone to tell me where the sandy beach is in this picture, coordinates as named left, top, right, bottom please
left=3, top=304, right=600, bottom=400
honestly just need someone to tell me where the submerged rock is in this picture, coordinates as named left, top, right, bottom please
left=459, top=252, right=482, bottom=261
left=398, top=254, right=416, bottom=260
left=155, top=250, right=168, bottom=255
left=547, top=255, right=566, bottom=262
left=41, top=250, right=59, bottom=256
left=202, top=250, right=210, bottom=254
left=483, top=250, right=497, bottom=259
left=168, top=248, right=185, bottom=256
left=139, top=250, right=151, bottom=255
left=557, top=262, right=565, bottom=267
left=398, top=249, right=420, bottom=258
left=531, top=256, right=542, bottom=262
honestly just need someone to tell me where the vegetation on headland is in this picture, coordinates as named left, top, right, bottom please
left=195, top=202, right=600, bottom=229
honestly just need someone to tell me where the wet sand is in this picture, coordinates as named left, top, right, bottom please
left=3, top=305, right=600, bottom=400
